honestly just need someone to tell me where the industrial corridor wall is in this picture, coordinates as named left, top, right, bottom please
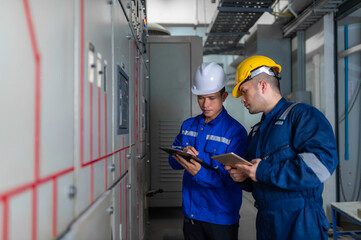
left=0, top=0, right=149, bottom=239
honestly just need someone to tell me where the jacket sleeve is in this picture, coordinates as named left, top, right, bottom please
left=168, top=124, right=185, bottom=170
left=193, top=126, right=248, bottom=188
left=256, top=106, right=338, bottom=191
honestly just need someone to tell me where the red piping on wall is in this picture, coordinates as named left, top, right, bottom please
left=0, top=167, right=74, bottom=200
left=22, top=1, right=40, bottom=239
left=32, top=186, right=37, bottom=240
left=2, top=198, right=8, bottom=240
left=52, top=179, right=57, bottom=238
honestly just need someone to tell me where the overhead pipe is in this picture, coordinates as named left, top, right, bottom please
left=297, top=31, right=305, bottom=91
left=344, top=24, right=349, bottom=160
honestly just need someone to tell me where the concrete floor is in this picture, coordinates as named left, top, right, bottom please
left=145, top=192, right=257, bottom=240
left=145, top=192, right=356, bottom=240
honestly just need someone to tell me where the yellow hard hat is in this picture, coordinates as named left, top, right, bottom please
left=232, top=55, right=282, bottom=98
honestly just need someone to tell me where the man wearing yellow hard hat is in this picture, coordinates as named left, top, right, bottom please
left=226, top=55, right=338, bottom=240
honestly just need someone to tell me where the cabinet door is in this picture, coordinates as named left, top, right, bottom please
left=148, top=36, right=202, bottom=207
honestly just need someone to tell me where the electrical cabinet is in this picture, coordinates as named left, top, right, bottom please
left=147, top=36, right=202, bottom=207
left=0, top=0, right=148, bottom=239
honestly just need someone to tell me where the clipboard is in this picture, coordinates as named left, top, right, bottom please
left=160, top=147, right=203, bottom=164
left=211, top=152, right=252, bottom=167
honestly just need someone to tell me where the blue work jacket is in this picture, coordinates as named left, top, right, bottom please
left=169, top=108, right=248, bottom=225
left=242, top=98, right=338, bottom=240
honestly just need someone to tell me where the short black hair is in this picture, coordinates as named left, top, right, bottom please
left=219, top=87, right=226, bottom=95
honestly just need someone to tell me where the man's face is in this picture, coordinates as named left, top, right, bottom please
left=197, top=91, right=227, bottom=121
left=239, top=77, right=263, bottom=114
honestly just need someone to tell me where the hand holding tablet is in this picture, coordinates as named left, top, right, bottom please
left=211, top=152, right=252, bottom=168
left=160, top=147, right=203, bottom=164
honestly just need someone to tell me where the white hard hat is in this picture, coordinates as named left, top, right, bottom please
left=191, top=62, right=227, bottom=95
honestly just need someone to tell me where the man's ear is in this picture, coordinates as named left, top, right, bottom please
left=222, top=92, right=228, bottom=102
left=260, top=80, right=268, bottom=93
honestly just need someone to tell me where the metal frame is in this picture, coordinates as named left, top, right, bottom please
left=331, top=204, right=361, bottom=239
left=282, top=0, right=345, bottom=37
left=203, top=0, right=276, bottom=55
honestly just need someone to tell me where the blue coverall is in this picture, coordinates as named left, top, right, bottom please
left=242, top=98, right=338, bottom=239
left=169, top=108, right=248, bottom=225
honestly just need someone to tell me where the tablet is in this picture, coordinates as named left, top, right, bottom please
left=211, top=152, right=252, bottom=167
left=160, top=147, right=203, bottom=164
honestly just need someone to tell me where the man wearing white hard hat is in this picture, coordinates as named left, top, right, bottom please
left=168, top=62, right=248, bottom=240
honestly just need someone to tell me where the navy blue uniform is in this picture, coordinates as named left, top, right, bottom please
left=169, top=108, right=247, bottom=225
left=242, top=98, right=338, bottom=239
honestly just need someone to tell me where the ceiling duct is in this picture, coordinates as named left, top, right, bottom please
left=203, top=0, right=347, bottom=56
left=203, top=0, right=276, bottom=55
left=282, top=0, right=345, bottom=37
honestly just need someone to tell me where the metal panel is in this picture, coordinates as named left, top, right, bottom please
left=148, top=36, right=202, bottom=207
left=107, top=175, right=129, bottom=240
left=76, top=167, right=91, bottom=215
left=111, top=180, right=120, bottom=240
left=0, top=0, right=35, bottom=192
left=38, top=182, right=52, bottom=240
left=128, top=42, right=144, bottom=239
left=76, top=0, right=113, bottom=217
left=122, top=146, right=130, bottom=176
left=114, top=152, right=121, bottom=182
left=9, top=191, right=32, bottom=240
left=0, top=0, right=147, bottom=239
left=93, top=161, right=106, bottom=200
left=114, top=0, right=132, bottom=186
left=138, top=157, right=146, bottom=239
left=118, top=0, right=132, bottom=21
left=128, top=43, right=136, bottom=153
left=35, top=0, right=75, bottom=176
left=82, top=0, right=112, bottom=164
left=123, top=175, right=129, bottom=240
left=149, top=42, right=191, bottom=193
left=61, top=190, right=112, bottom=240
left=114, top=1, right=131, bottom=80
left=129, top=146, right=139, bottom=240
left=57, top=173, right=74, bottom=236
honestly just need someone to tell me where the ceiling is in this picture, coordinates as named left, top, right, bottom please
left=203, top=0, right=347, bottom=55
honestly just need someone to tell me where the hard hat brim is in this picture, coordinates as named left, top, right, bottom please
left=232, top=81, right=242, bottom=98
left=191, top=85, right=224, bottom=95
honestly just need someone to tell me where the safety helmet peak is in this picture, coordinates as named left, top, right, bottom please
left=192, top=62, right=227, bottom=95
left=232, top=55, right=282, bottom=98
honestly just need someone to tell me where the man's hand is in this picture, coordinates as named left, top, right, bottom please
left=173, top=154, right=201, bottom=176
left=225, top=158, right=261, bottom=182
left=183, top=146, right=199, bottom=156
left=225, top=165, right=248, bottom=182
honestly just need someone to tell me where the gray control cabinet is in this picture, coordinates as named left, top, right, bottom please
left=148, top=36, right=202, bottom=207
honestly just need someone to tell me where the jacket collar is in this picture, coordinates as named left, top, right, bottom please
left=261, top=97, right=287, bottom=122
left=199, top=107, right=227, bottom=126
